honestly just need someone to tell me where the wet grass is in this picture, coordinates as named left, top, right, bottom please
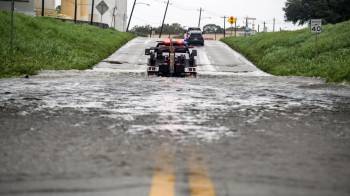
left=222, top=20, right=350, bottom=83
left=0, top=11, right=135, bottom=78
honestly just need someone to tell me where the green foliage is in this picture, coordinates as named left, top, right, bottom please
left=131, top=23, right=186, bottom=36
left=284, top=0, right=350, bottom=25
left=203, top=24, right=224, bottom=34
left=0, top=11, right=135, bottom=78
left=130, top=24, right=152, bottom=37
left=222, top=20, right=350, bottom=83
left=155, top=23, right=186, bottom=34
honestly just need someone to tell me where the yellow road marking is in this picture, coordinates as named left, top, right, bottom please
left=149, top=148, right=176, bottom=196
left=149, top=168, right=176, bottom=196
left=188, top=153, right=216, bottom=196
left=149, top=147, right=216, bottom=196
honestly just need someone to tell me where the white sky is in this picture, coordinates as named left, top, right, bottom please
left=127, top=0, right=305, bottom=31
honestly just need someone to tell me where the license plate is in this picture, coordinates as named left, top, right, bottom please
left=185, top=67, right=196, bottom=73
left=148, top=66, right=159, bottom=72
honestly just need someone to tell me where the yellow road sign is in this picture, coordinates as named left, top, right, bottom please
left=228, top=16, right=237, bottom=24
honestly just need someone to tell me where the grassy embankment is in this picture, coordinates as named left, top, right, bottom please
left=0, top=11, right=135, bottom=78
left=222, top=20, right=350, bottom=82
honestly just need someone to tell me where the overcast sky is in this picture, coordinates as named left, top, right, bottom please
left=127, top=0, right=304, bottom=31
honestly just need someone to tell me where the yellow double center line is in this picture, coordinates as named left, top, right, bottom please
left=188, top=155, right=216, bottom=196
left=149, top=149, right=216, bottom=196
left=149, top=149, right=176, bottom=196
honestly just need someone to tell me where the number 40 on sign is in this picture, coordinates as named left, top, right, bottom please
left=311, top=19, right=322, bottom=33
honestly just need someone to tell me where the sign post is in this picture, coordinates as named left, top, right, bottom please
left=96, top=0, right=109, bottom=23
left=234, top=20, right=237, bottom=37
left=227, top=16, right=236, bottom=37
left=311, top=19, right=322, bottom=56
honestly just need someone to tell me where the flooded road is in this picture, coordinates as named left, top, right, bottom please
left=0, top=38, right=350, bottom=196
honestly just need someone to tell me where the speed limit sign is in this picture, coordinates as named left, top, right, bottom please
left=311, top=19, right=322, bottom=33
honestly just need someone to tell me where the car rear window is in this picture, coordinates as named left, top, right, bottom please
left=190, top=33, right=203, bottom=38
left=189, top=28, right=201, bottom=31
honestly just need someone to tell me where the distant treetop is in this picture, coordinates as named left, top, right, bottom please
left=283, top=0, right=350, bottom=25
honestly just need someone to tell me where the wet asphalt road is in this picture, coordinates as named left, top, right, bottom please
left=0, top=38, right=350, bottom=196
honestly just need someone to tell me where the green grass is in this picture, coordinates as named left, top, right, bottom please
left=0, top=11, right=135, bottom=78
left=222, top=20, right=350, bottom=83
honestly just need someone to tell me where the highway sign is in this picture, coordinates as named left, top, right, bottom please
left=311, top=19, right=322, bottom=33
left=96, top=0, right=109, bottom=16
left=228, top=16, right=237, bottom=25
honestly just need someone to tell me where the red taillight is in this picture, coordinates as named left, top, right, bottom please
left=175, top=39, right=184, bottom=45
left=162, top=38, right=185, bottom=46
left=163, top=38, right=171, bottom=46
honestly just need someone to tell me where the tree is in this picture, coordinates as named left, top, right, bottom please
left=154, top=23, right=186, bottom=34
left=284, top=0, right=350, bottom=25
left=130, top=25, right=152, bottom=36
left=130, top=23, right=186, bottom=36
left=203, top=24, right=224, bottom=34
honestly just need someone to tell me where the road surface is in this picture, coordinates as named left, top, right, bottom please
left=1, top=38, right=350, bottom=196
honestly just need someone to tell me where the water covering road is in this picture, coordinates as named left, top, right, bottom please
left=0, top=38, right=350, bottom=196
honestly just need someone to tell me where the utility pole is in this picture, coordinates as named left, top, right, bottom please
left=90, top=0, right=95, bottom=25
left=234, top=20, right=237, bottom=37
left=273, top=18, right=276, bottom=32
left=159, top=0, right=170, bottom=38
left=244, top=17, right=256, bottom=36
left=74, top=0, right=77, bottom=23
left=41, top=0, right=44, bottom=16
left=126, top=0, right=137, bottom=32
left=263, top=21, right=266, bottom=32
left=198, top=7, right=202, bottom=28
left=258, top=24, right=260, bottom=33
left=221, top=16, right=227, bottom=38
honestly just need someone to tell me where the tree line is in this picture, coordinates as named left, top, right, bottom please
left=131, top=23, right=247, bottom=36
left=130, top=23, right=185, bottom=36
left=284, top=0, right=350, bottom=24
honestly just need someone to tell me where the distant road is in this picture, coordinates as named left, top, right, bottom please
left=95, top=37, right=268, bottom=76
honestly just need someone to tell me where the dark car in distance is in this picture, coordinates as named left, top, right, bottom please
left=187, top=31, right=204, bottom=46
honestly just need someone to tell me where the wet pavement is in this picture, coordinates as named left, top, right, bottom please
left=0, top=38, right=350, bottom=196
